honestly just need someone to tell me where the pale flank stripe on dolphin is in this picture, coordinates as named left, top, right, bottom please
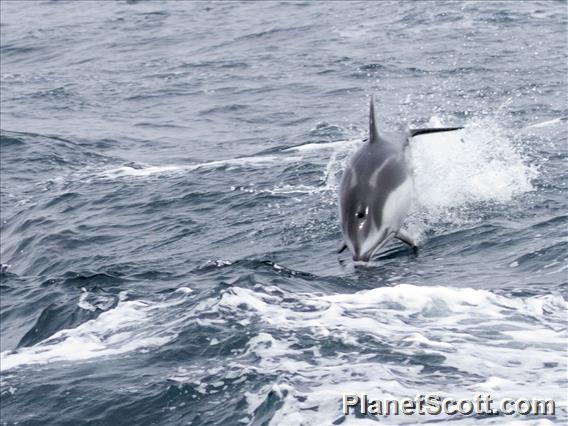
left=349, top=169, right=358, bottom=189
left=368, top=155, right=394, bottom=187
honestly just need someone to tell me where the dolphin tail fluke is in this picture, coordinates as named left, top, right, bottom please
left=369, top=96, right=380, bottom=144
left=410, top=127, right=463, bottom=137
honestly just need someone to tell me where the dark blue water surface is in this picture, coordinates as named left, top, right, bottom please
left=1, top=1, right=566, bottom=425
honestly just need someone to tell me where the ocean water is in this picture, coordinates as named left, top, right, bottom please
left=0, top=1, right=566, bottom=425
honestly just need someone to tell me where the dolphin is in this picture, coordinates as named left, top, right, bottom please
left=338, top=97, right=462, bottom=262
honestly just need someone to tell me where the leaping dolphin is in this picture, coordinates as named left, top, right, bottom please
left=338, top=97, right=462, bottom=262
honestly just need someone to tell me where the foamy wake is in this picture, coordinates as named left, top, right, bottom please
left=1, top=284, right=565, bottom=423
left=0, top=289, right=192, bottom=371
left=98, top=155, right=302, bottom=179
left=226, top=285, right=566, bottom=425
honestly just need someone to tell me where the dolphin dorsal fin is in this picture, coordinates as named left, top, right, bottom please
left=369, top=96, right=379, bottom=144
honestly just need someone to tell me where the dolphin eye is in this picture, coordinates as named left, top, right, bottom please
left=356, top=211, right=365, bottom=219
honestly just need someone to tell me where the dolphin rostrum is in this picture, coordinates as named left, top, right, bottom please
left=338, top=97, right=462, bottom=262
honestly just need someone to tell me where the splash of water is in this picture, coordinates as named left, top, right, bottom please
left=412, top=117, right=536, bottom=210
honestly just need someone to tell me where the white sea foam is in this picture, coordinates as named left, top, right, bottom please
left=3, top=283, right=564, bottom=423
left=0, top=291, right=192, bottom=371
left=77, top=288, right=116, bottom=312
left=166, top=284, right=567, bottom=424
left=99, top=155, right=302, bottom=179
left=283, top=139, right=359, bottom=153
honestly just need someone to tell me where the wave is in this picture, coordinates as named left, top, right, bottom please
left=0, top=289, right=192, bottom=371
left=185, top=284, right=566, bottom=424
left=98, top=155, right=302, bottom=179
left=283, top=139, right=359, bottom=153
left=3, top=282, right=564, bottom=423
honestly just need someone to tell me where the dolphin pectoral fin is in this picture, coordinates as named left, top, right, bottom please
left=396, top=230, right=418, bottom=248
left=337, top=243, right=348, bottom=254
left=410, top=127, right=463, bottom=137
